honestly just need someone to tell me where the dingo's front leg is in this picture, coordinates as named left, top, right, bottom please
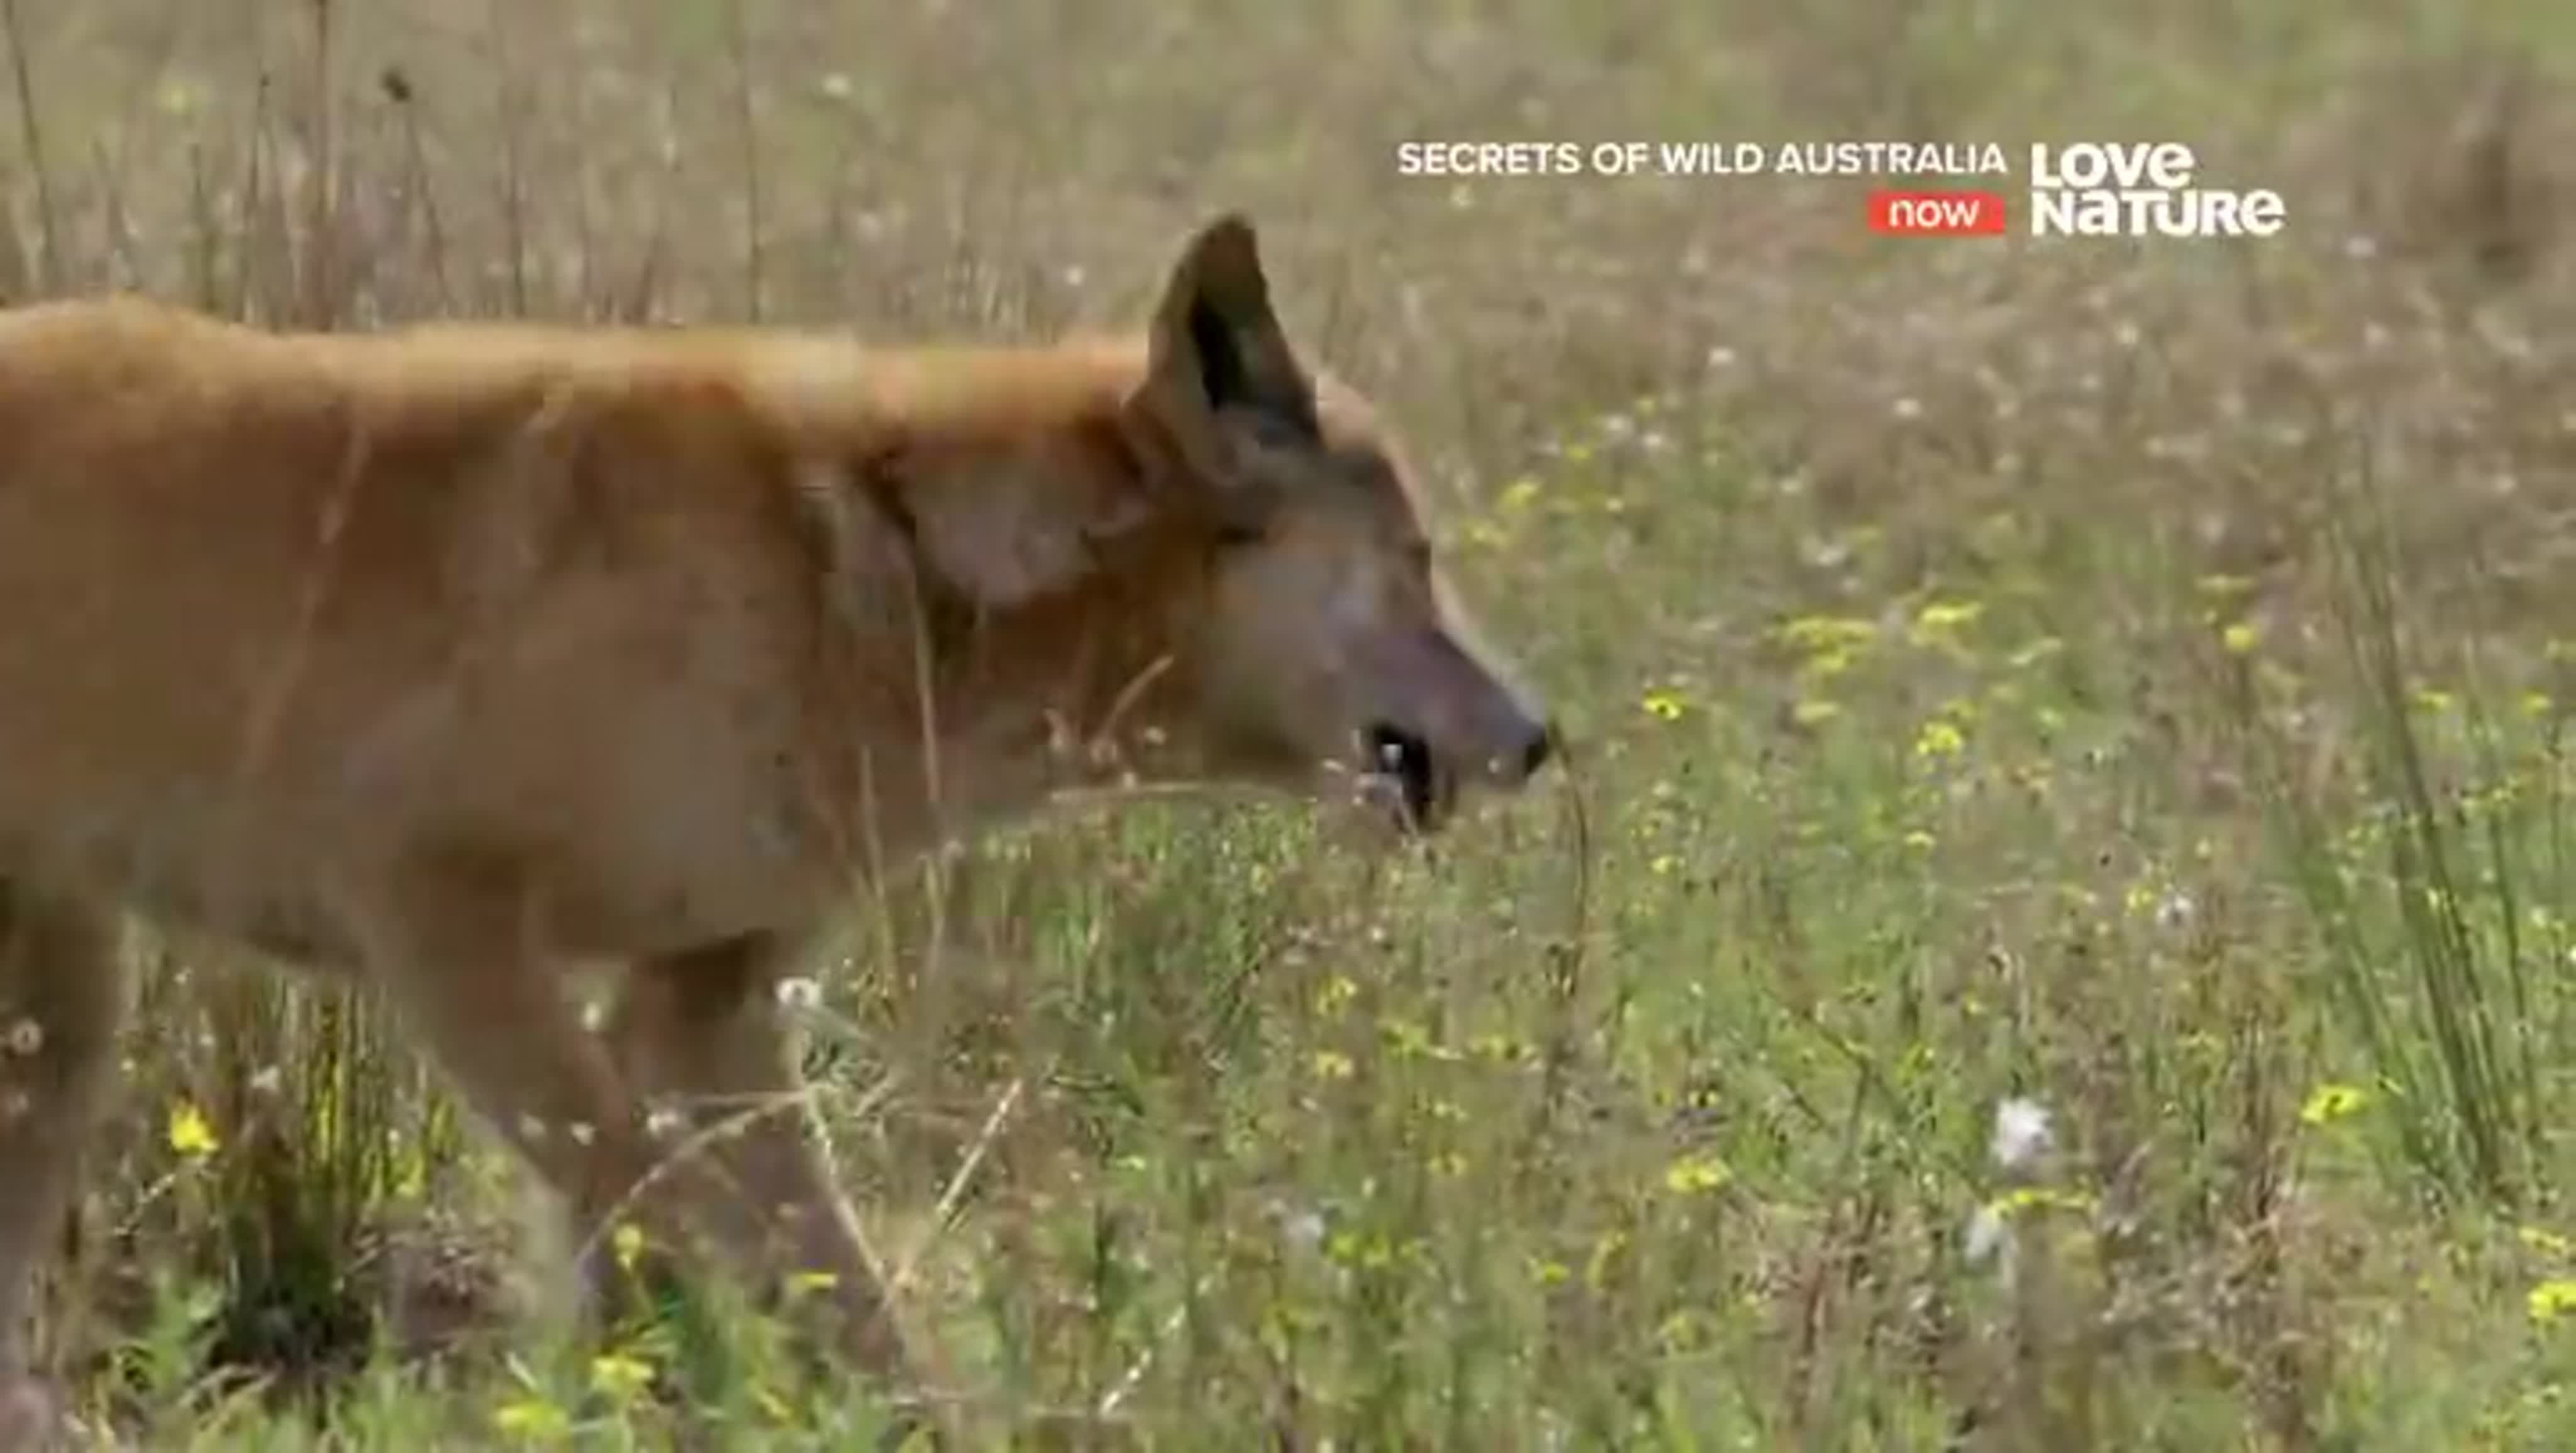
left=0, top=886, right=124, bottom=1453
left=602, top=934, right=914, bottom=1379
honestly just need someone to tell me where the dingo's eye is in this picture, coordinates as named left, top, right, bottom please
left=1243, top=411, right=1314, bottom=454
left=1214, top=520, right=1269, bottom=549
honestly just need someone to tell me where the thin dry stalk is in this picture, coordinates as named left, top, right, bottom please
left=1, top=0, right=59, bottom=292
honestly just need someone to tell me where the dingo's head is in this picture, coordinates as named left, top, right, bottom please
left=1121, top=214, right=1555, bottom=833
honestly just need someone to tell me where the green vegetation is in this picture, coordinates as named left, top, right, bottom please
left=7, top=0, right=2576, bottom=1445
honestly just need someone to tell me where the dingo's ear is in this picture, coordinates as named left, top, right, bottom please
left=1131, top=214, right=1319, bottom=482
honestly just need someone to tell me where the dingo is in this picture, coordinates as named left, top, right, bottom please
left=0, top=213, right=1553, bottom=1437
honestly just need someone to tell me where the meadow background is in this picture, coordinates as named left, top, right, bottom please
left=4, top=0, right=2576, bottom=1447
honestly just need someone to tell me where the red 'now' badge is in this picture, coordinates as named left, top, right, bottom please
left=1868, top=189, right=2008, bottom=236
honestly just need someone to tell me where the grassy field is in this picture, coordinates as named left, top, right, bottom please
left=8, top=0, right=2576, bottom=1447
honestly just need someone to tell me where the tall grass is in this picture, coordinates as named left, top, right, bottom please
left=2240, top=462, right=2576, bottom=1217
left=3, top=0, right=2576, bottom=1446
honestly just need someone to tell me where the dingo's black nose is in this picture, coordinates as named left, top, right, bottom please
left=1517, top=720, right=1557, bottom=779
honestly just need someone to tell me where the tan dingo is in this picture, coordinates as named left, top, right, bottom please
left=0, top=213, right=1553, bottom=1439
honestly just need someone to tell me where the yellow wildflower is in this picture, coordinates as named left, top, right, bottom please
left=492, top=1396, right=571, bottom=1441
left=1914, top=719, right=1966, bottom=759
left=1663, top=1153, right=1731, bottom=1194
left=1777, top=615, right=1879, bottom=655
left=167, top=1100, right=219, bottom=1159
left=589, top=1351, right=655, bottom=1401
left=1314, top=974, right=1358, bottom=1016
left=786, top=1269, right=840, bottom=1298
left=1909, top=599, right=1984, bottom=647
left=2532, top=1279, right=2576, bottom=1325
left=2299, top=1083, right=2370, bottom=1125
